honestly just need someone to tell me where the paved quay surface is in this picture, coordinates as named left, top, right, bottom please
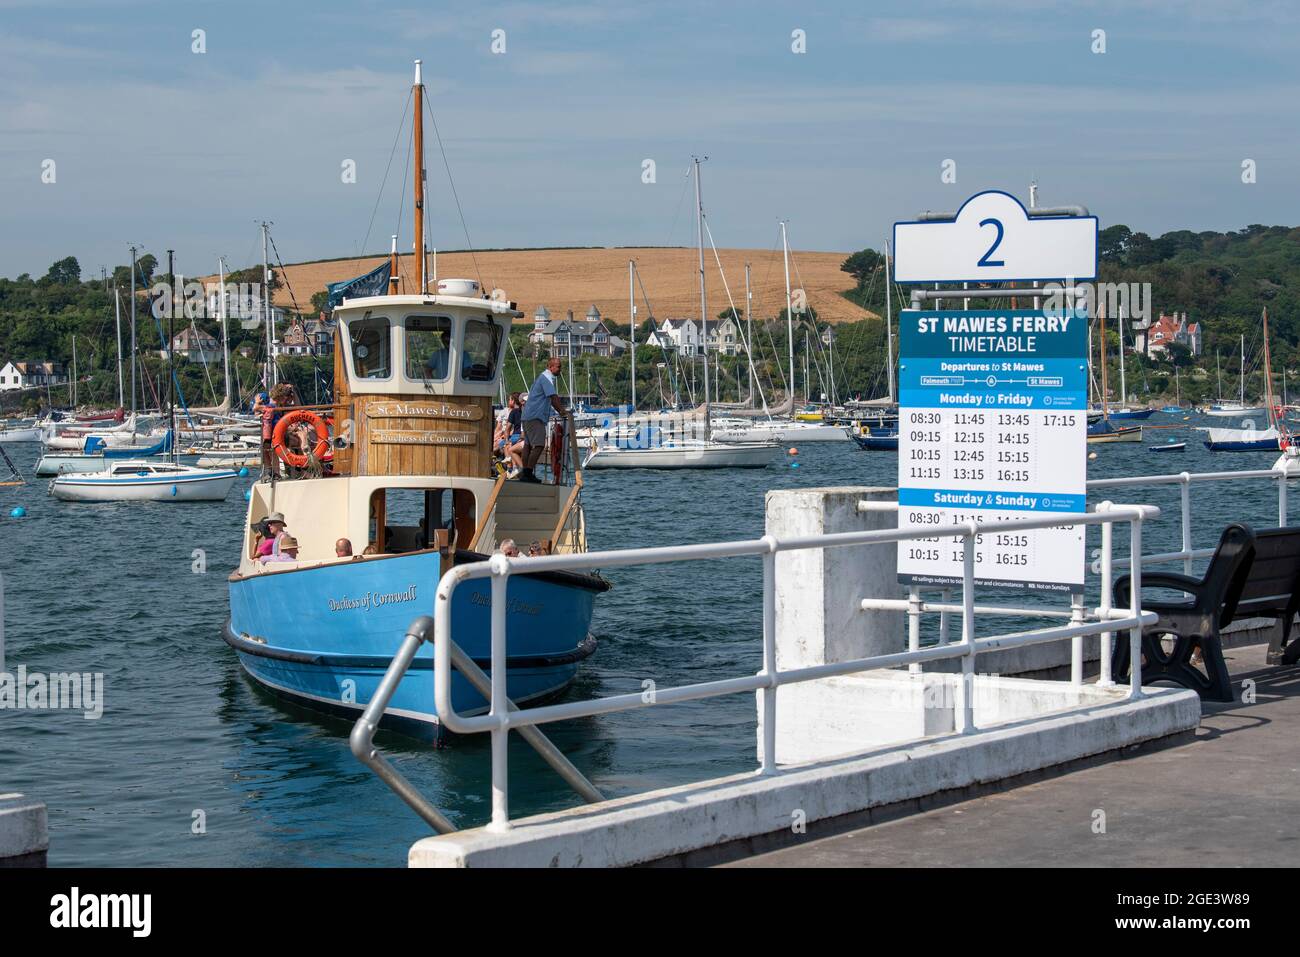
left=723, top=643, right=1300, bottom=867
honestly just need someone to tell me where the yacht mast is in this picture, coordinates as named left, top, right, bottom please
left=693, top=156, right=710, bottom=435
left=113, top=286, right=124, bottom=408
left=1118, top=307, right=1127, bottom=407
left=129, top=244, right=138, bottom=419
left=1099, top=301, right=1110, bottom=420
left=884, top=238, right=895, bottom=404
left=781, top=221, right=794, bottom=408
left=1240, top=334, right=1246, bottom=407
left=218, top=256, right=231, bottom=411
left=261, top=221, right=276, bottom=388
left=745, top=262, right=754, bottom=406
left=629, top=260, right=637, bottom=413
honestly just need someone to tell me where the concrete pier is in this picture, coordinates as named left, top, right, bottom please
left=408, top=486, right=1202, bottom=868
left=725, top=642, right=1297, bottom=868
left=0, top=793, right=47, bottom=867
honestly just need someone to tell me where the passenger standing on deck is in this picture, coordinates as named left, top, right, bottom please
left=519, top=356, right=566, bottom=483
left=253, top=391, right=276, bottom=475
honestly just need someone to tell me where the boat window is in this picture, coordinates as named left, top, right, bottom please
left=404, top=315, right=454, bottom=384
left=461, top=318, right=502, bottom=383
left=349, top=315, right=392, bottom=380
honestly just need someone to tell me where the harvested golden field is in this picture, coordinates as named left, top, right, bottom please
left=265, top=247, right=876, bottom=326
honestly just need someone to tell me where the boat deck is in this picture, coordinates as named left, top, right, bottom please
left=721, top=642, right=1299, bottom=867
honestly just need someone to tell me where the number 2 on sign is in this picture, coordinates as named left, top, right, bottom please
left=977, top=217, right=1005, bottom=267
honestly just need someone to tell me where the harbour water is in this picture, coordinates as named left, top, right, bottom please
left=0, top=419, right=1289, bottom=865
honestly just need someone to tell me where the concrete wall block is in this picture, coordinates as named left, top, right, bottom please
left=765, top=486, right=905, bottom=669
left=0, top=793, right=48, bottom=862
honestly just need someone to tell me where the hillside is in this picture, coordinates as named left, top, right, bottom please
left=263, top=246, right=876, bottom=325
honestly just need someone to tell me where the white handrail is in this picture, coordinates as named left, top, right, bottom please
left=428, top=503, right=1159, bottom=830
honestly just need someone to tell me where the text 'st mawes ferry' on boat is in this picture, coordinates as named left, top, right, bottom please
left=225, top=61, right=607, bottom=742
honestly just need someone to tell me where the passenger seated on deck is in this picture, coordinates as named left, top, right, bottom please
left=528, top=541, right=544, bottom=557
left=362, top=543, right=380, bottom=555
left=499, top=538, right=520, bottom=558
left=260, top=535, right=300, bottom=563
left=335, top=538, right=353, bottom=557
left=254, top=512, right=288, bottom=559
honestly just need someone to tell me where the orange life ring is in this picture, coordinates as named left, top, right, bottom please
left=272, top=409, right=330, bottom=468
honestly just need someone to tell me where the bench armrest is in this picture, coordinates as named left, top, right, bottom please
left=1113, top=571, right=1205, bottom=608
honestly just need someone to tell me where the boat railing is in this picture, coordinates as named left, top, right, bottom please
left=355, top=503, right=1157, bottom=832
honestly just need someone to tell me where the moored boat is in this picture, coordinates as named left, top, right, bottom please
left=0, top=425, right=42, bottom=443
left=1086, top=419, right=1142, bottom=443
left=225, top=60, right=604, bottom=741
left=583, top=436, right=777, bottom=469
left=48, top=459, right=239, bottom=501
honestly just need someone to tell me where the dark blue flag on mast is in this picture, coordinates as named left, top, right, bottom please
left=326, top=260, right=392, bottom=309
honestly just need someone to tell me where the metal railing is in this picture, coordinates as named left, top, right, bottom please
left=1087, top=468, right=1289, bottom=575
left=356, top=503, right=1159, bottom=832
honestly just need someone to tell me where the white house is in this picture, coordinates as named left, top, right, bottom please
left=647, top=316, right=745, bottom=357
left=647, top=318, right=698, bottom=356
left=0, top=360, right=67, bottom=391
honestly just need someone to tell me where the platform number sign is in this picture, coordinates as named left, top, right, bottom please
left=893, top=190, right=1095, bottom=592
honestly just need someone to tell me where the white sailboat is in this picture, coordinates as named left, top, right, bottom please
left=710, top=223, right=848, bottom=443
left=582, top=158, right=778, bottom=471
left=1205, top=335, right=1265, bottom=417
left=1201, top=310, right=1282, bottom=451
left=47, top=252, right=243, bottom=503
left=0, top=423, right=42, bottom=443
left=48, top=459, right=239, bottom=501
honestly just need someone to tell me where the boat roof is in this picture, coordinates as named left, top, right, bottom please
left=335, top=294, right=523, bottom=319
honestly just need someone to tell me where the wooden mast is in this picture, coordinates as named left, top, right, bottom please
left=413, top=60, right=426, bottom=295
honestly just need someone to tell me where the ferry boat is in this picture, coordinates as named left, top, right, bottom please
left=224, top=61, right=606, bottom=742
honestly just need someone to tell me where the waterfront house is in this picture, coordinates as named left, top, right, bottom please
left=0, top=360, right=67, bottom=391
left=162, top=327, right=222, bottom=364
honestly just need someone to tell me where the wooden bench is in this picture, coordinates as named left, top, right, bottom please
left=1111, top=523, right=1300, bottom=702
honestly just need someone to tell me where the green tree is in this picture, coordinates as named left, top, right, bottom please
left=840, top=248, right=882, bottom=289
left=43, top=256, right=81, bottom=286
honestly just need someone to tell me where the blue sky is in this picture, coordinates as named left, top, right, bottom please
left=1, top=0, right=1297, bottom=279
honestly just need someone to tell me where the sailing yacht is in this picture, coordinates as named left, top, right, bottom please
left=1205, top=335, right=1265, bottom=417
left=582, top=158, right=778, bottom=470
left=1106, top=308, right=1154, bottom=420
left=1202, top=312, right=1282, bottom=451
left=47, top=252, right=242, bottom=502
left=1087, top=304, right=1142, bottom=443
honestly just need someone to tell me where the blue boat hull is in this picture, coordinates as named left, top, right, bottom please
left=226, top=550, right=606, bottom=741
left=1108, top=408, right=1155, bottom=420
left=852, top=427, right=899, bottom=451
left=1202, top=439, right=1280, bottom=452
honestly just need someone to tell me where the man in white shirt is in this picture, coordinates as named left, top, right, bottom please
left=519, top=356, right=566, bottom=482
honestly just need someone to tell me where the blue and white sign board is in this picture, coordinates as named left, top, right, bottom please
left=897, top=308, right=1089, bottom=592
left=893, top=190, right=1098, bottom=284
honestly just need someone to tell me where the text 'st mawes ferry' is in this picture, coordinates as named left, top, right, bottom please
left=224, top=61, right=606, bottom=741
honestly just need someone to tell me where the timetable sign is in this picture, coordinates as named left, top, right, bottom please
left=897, top=307, right=1088, bottom=592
